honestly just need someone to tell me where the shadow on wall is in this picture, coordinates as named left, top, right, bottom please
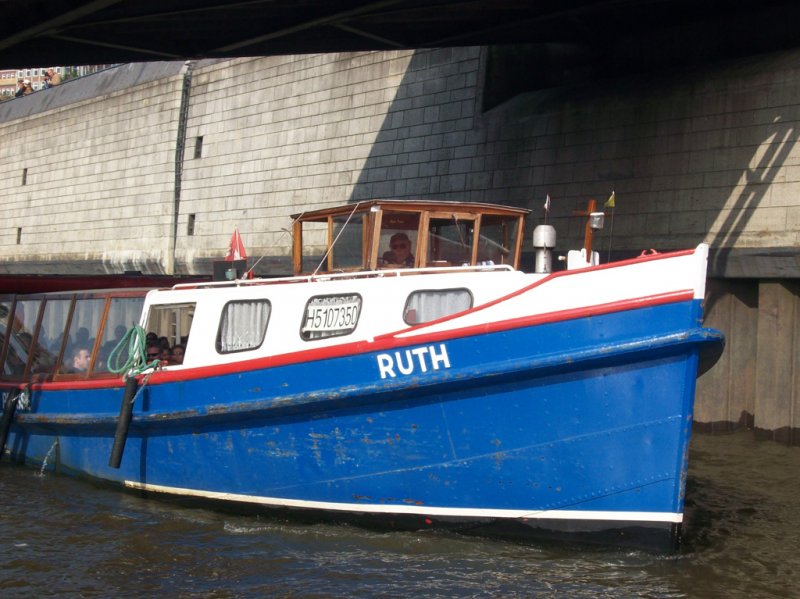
left=706, top=115, right=797, bottom=276
left=345, top=48, right=491, bottom=207
left=342, top=48, right=799, bottom=276
left=340, top=47, right=544, bottom=271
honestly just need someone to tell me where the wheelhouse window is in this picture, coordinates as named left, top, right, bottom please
left=217, top=300, right=269, bottom=353
left=426, top=215, right=475, bottom=267
left=291, top=201, right=527, bottom=274
left=300, top=220, right=329, bottom=273
left=476, top=214, right=520, bottom=265
left=378, top=212, right=419, bottom=268
left=404, top=289, right=473, bottom=325
left=330, top=214, right=365, bottom=271
left=301, top=294, right=361, bottom=340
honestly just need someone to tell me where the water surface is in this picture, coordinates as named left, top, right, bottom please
left=1, top=431, right=797, bottom=598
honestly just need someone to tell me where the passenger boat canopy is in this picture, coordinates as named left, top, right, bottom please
left=0, top=289, right=150, bottom=382
left=291, top=200, right=529, bottom=275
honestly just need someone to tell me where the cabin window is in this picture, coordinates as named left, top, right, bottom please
left=0, top=301, right=11, bottom=372
left=60, top=298, right=104, bottom=375
left=147, top=303, right=196, bottom=361
left=217, top=300, right=269, bottom=353
left=404, top=289, right=473, bottom=325
left=301, top=294, right=361, bottom=340
left=95, top=297, right=146, bottom=372
left=0, top=299, right=25, bottom=377
left=426, top=216, right=475, bottom=266
left=31, top=298, right=72, bottom=375
left=2, top=299, right=41, bottom=378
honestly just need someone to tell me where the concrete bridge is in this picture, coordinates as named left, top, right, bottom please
left=3, top=1, right=800, bottom=79
left=1, top=2, right=800, bottom=442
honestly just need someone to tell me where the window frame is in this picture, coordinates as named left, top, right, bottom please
left=403, top=288, right=474, bottom=325
left=215, top=299, right=270, bottom=354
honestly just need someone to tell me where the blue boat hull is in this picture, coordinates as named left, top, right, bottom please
left=2, top=299, right=722, bottom=550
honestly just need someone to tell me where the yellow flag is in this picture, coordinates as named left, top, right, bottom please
left=604, top=191, right=615, bottom=209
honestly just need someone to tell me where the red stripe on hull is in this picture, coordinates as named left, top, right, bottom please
left=8, top=289, right=694, bottom=392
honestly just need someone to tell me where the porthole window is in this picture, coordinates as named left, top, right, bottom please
left=404, top=289, right=472, bottom=325
left=301, top=294, right=361, bottom=340
left=217, top=300, right=270, bottom=353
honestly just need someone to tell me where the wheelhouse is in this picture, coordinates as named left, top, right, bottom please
left=291, top=200, right=529, bottom=275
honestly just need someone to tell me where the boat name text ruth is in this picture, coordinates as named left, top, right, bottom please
left=376, top=344, right=451, bottom=379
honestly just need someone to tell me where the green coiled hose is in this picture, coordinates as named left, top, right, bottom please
left=107, top=324, right=160, bottom=376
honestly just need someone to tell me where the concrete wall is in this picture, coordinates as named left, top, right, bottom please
left=177, top=51, right=422, bottom=270
left=0, top=62, right=188, bottom=274
left=175, top=48, right=800, bottom=277
left=3, top=48, right=800, bottom=275
left=3, top=47, right=800, bottom=437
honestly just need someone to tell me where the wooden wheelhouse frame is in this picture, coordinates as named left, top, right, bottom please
left=291, top=200, right=528, bottom=275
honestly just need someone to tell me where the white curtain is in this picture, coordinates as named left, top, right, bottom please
left=405, top=290, right=471, bottom=324
left=219, top=300, right=270, bottom=352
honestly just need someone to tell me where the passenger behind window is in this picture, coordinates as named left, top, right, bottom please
left=381, top=232, right=415, bottom=267
left=50, top=332, right=66, bottom=353
left=170, top=344, right=185, bottom=365
left=72, top=327, right=93, bottom=353
left=30, top=345, right=56, bottom=375
left=98, top=325, right=127, bottom=368
left=69, top=346, right=91, bottom=373
left=5, top=346, right=25, bottom=375
left=101, top=325, right=127, bottom=356
left=146, top=343, right=163, bottom=363
left=157, top=337, right=171, bottom=361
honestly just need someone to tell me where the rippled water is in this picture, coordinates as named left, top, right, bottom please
left=1, top=431, right=798, bottom=598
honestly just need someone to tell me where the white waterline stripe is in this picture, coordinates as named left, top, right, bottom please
left=124, top=480, right=682, bottom=523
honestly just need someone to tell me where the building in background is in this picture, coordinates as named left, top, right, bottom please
left=0, top=65, right=114, bottom=98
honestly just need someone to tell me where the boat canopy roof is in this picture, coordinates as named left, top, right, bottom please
left=291, top=200, right=529, bottom=275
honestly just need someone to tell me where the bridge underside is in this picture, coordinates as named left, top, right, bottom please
left=2, top=0, right=800, bottom=86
